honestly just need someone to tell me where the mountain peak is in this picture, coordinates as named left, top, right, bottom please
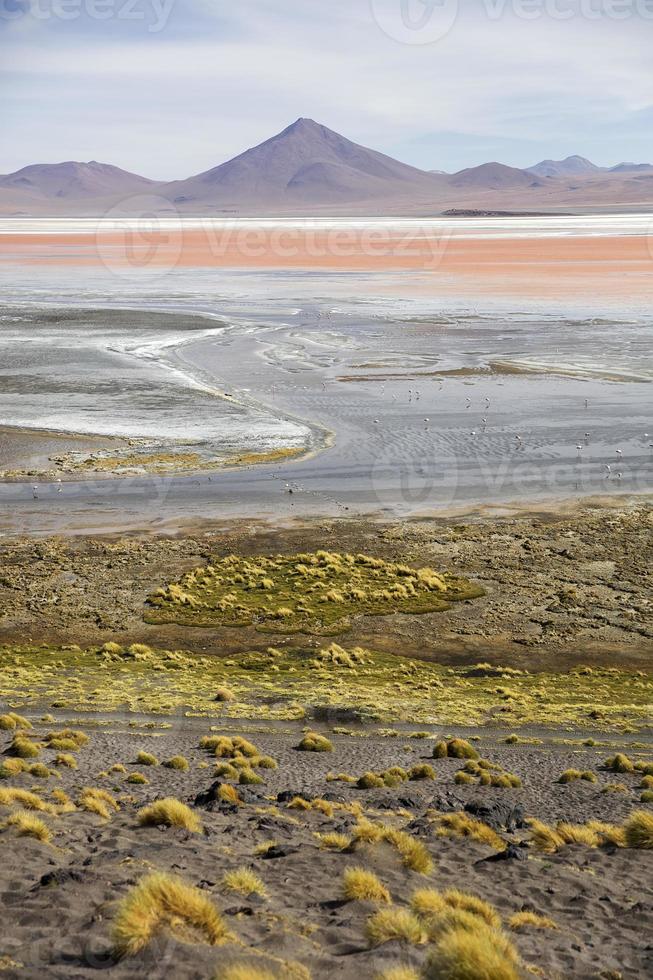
left=528, top=155, right=599, bottom=178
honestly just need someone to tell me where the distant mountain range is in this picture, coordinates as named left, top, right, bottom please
left=1, top=118, right=652, bottom=216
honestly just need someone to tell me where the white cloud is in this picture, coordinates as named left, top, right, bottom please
left=1, top=0, right=652, bottom=175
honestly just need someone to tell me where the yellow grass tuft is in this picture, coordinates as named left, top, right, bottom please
left=222, top=867, right=267, bottom=897
left=9, top=735, right=40, bottom=759
left=316, top=831, right=350, bottom=851
left=623, top=810, right=653, bottom=849
left=3, top=811, right=52, bottom=843
left=112, top=872, right=230, bottom=957
left=218, top=967, right=277, bottom=980
left=508, top=911, right=558, bottom=931
left=603, top=753, right=634, bottom=773
left=436, top=813, right=505, bottom=851
left=411, top=888, right=448, bottom=920
left=376, top=969, right=421, bottom=980
left=0, top=758, right=26, bottom=778
left=366, top=908, right=426, bottom=947
left=342, top=867, right=391, bottom=904
left=54, top=753, right=77, bottom=769
left=137, top=798, right=202, bottom=833
left=297, top=732, right=333, bottom=753
left=79, top=787, right=120, bottom=820
left=424, top=924, right=520, bottom=980
left=0, top=787, right=54, bottom=812
left=51, top=788, right=76, bottom=811
left=163, top=755, right=189, bottom=771
left=383, top=827, right=433, bottom=874
left=439, top=890, right=501, bottom=929
left=218, top=784, right=242, bottom=805
left=136, top=751, right=159, bottom=766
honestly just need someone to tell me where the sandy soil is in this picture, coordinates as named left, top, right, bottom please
left=0, top=426, right=131, bottom=475
left=0, top=719, right=651, bottom=979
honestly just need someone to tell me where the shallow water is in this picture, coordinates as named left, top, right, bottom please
left=0, top=222, right=651, bottom=529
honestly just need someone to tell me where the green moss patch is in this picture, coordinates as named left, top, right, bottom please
left=144, top=550, right=483, bottom=634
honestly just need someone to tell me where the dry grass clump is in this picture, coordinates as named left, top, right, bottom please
left=222, top=867, right=267, bottom=897
left=586, top=821, right=626, bottom=847
left=376, top=969, right=420, bottom=980
left=51, top=788, right=76, bottom=812
left=127, top=773, right=149, bottom=785
left=136, top=751, right=159, bottom=766
left=315, top=831, right=350, bottom=851
left=239, top=768, right=264, bottom=785
left=27, top=762, right=51, bottom=779
left=366, top=908, right=426, bottom=947
left=3, top=811, right=52, bottom=843
left=297, top=732, right=333, bottom=753
left=0, top=787, right=54, bottom=813
left=623, top=810, right=653, bottom=849
left=0, top=758, right=27, bottom=778
left=163, top=755, right=190, bottom=771
left=79, top=787, right=120, bottom=820
left=454, top=771, right=475, bottom=786
left=424, top=924, right=520, bottom=980
left=603, top=753, right=634, bottom=773
left=287, top=796, right=334, bottom=818
left=137, top=798, right=202, bottom=833
left=408, top=764, right=435, bottom=781
left=508, top=910, right=558, bottom=931
left=214, top=686, right=236, bottom=702
left=202, top=735, right=258, bottom=758
left=218, top=784, right=242, bottom=805
left=527, top=818, right=625, bottom=852
left=0, top=712, right=31, bottom=731
left=342, top=867, right=391, bottom=904
left=218, top=967, right=277, bottom=980
left=45, top=729, right=89, bottom=751
left=357, top=766, right=414, bottom=788
left=112, top=872, right=230, bottom=957
left=351, top=819, right=432, bottom=873
left=358, top=772, right=385, bottom=789
left=436, top=813, right=505, bottom=851
left=641, top=790, right=653, bottom=803
left=433, top=739, right=479, bottom=761
left=383, top=827, right=433, bottom=874
left=557, top=769, right=597, bottom=784
left=54, top=753, right=77, bottom=769
left=437, top=891, right=501, bottom=930
left=9, top=735, right=40, bottom=758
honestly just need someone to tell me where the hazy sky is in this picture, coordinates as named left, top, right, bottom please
left=2, top=0, right=652, bottom=177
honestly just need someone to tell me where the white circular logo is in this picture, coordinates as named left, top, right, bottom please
left=370, top=0, right=460, bottom=45
left=95, top=194, right=183, bottom=281
left=370, top=450, right=459, bottom=514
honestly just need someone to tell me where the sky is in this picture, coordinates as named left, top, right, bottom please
left=2, top=0, right=653, bottom=178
